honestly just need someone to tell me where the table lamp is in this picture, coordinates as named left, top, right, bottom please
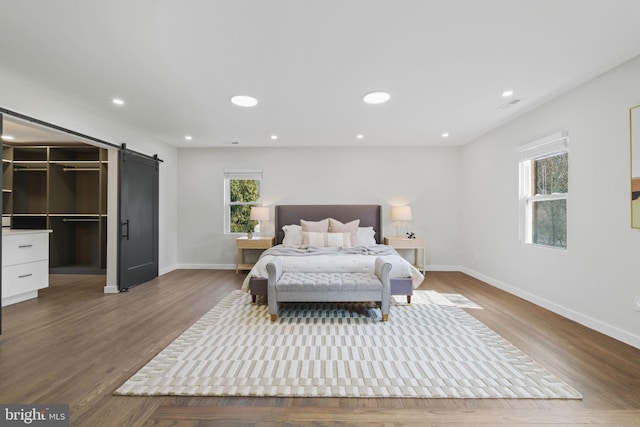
left=250, top=206, right=270, bottom=237
left=391, top=205, right=412, bottom=237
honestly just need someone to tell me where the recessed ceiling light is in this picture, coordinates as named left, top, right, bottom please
left=441, top=133, right=449, bottom=138
left=501, top=90, right=514, bottom=97
left=363, top=91, right=391, bottom=104
left=1, top=135, right=14, bottom=141
left=231, top=95, right=258, bottom=107
left=270, top=135, right=278, bottom=140
left=185, top=135, right=193, bottom=141
left=112, top=98, right=125, bottom=106
left=356, top=134, right=364, bottom=139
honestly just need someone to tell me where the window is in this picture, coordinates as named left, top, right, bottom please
left=224, top=170, right=262, bottom=234
left=518, top=133, right=569, bottom=249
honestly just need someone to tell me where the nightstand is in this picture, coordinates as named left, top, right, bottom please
left=384, top=237, right=425, bottom=273
left=236, top=236, right=275, bottom=274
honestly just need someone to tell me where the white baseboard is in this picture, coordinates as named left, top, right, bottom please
left=461, top=267, right=640, bottom=350
left=103, top=284, right=119, bottom=294
left=159, top=264, right=179, bottom=276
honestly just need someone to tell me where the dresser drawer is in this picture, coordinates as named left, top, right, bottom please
left=2, top=260, right=49, bottom=298
left=2, top=232, right=49, bottom=266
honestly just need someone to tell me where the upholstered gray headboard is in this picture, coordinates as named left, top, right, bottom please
left=274, top=204, right=382, bottom=245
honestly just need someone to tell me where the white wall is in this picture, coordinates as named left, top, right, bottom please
left=177, top=146, right=462, bottom=270
left=461, top=55, right=640, bottom=348
left=0, top=68, right=179, bottom=278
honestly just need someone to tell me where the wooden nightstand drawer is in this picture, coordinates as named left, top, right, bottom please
left=236, top=237, right=274, bottom=249
left=384, top=237, right=423, bottom=249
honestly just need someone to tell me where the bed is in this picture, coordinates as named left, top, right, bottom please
left=241, top=204, right=424, bottom=303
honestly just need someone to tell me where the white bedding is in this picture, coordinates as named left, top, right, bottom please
left=241, top=244, right=425, bottom=291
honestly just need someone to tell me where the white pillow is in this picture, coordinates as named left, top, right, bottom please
left=282, top=224, right=303, bottom=247
left=355, top=226, right=377, bottom=246
left=302, top=232, right=352, bottom=248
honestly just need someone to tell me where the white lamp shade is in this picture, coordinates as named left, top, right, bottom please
left=250, top=206, right=270, bottom=221
left=391, top=206, right=412, bottom=221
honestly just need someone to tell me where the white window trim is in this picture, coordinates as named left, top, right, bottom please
left=223, top=170, right=263, bottom=234
left=517, top=132, right=569, bottom=249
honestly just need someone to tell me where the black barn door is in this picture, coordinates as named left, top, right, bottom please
left=118, top=148, right=159, bottom=291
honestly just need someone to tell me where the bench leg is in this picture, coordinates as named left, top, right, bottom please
left=407, top=295, right=411, bottom=305
left=382, top=314, right=389, bottom=321
left=252, top=294, right=257, bottom=303
left=270, top=314, right=278, bottom=321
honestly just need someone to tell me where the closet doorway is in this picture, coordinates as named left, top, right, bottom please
left=2, top=117, right=108, bottom=275
left=1, top=111, right=160, bottom=313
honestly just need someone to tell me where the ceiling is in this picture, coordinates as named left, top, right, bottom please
left=1, top=0, right=640, bottom=148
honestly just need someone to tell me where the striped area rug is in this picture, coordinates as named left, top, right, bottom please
left=115, top=290, right=581, bottom=399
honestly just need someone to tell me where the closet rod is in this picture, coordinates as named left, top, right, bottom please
left=62, top=167, right=100, bottom=172
left=62, top=218, right=100, bottom=222
left=0, top=108, right=163, bottom=163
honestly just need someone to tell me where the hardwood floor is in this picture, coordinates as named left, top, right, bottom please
left=1, top=270, right=639, bottom=426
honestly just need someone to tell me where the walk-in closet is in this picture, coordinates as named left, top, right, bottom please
left=2, top=118, right=108, bottom=275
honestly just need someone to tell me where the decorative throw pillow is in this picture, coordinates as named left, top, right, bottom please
left=355, top=226, right=377, bottom=246
left=302, top=232, right=352, bottom=248
left=326, top=232, right=352, bottom=248
left=282, top=224, right=303, bottom=247
left=300, top=218, right=329, bottom=232
left=328, top=218, right=360, bottom=246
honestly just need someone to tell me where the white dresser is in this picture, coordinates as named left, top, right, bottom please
left=2, top=229, right=52, bottom=307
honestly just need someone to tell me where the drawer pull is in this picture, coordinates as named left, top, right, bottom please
left=18, top=273, right=34, bottom=279
left=19, top=244, right=34, bottom=248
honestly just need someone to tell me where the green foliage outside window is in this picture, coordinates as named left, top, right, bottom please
left=229, top=179, right=260, bottom=232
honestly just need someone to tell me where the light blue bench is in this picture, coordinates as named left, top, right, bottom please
left=266, top=258, right=392, bottom=321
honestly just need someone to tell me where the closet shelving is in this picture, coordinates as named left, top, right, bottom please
left=3, top=143, right=108, bottom=274
left=12, top=146, right=48, bottom=229
left=2, top=146, right=13, bottom=222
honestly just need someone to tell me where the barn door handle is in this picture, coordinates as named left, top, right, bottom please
left=122, top=220, right=130, bottom=240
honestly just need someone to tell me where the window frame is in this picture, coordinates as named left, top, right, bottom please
left=518, top=133, right=569, bottom=250
left=223, top=170, right=263, bottom=235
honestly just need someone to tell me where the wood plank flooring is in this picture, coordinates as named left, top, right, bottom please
left=1, top=270, right=639, bottom=426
